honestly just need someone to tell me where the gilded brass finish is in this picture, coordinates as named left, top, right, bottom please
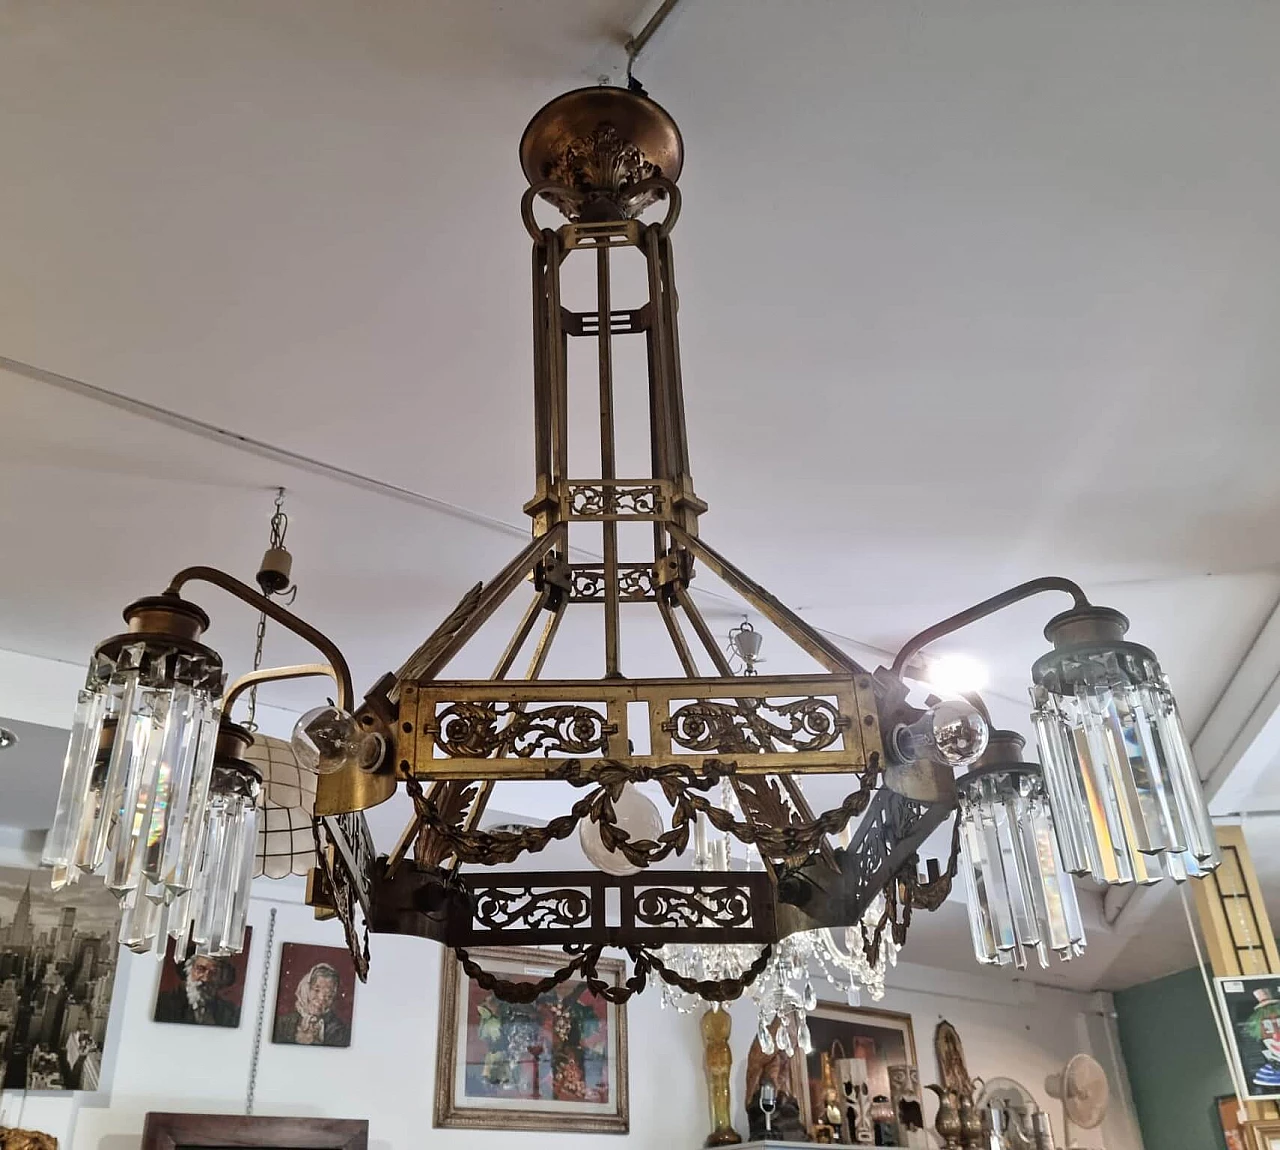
left=123, top=594, right=210, bottom=642
left=222, top=662, right=338, bottom=714
left=164, top=565, right=354, bottom=712
left=101, top=86, right=972, bottom=1000
left=520, top=87, right=683, bottom=221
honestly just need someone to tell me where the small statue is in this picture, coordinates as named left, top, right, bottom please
left=700, top=1007, right=743, bottom=1147
left=812, top=1053, right=845, bottom=1144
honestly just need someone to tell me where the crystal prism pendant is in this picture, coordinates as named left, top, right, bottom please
left=957, top=732, right=1086, bottom=970
left=1030, top=605, right=1219, bottom=886
left=40, top=595, right=252, bottom=957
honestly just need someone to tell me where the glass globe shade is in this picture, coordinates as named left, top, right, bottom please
left=580, top=783, right=663, bottom=876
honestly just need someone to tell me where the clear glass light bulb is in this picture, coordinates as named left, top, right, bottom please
left=893, top=698, right=989, bottom=766
left=291, top=705, right=371, bottom=775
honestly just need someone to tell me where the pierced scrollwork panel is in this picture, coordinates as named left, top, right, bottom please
left=434, top=702, right=617, bottom=759
left=569, top=564, right=656, bottom=602
left=663, top=696, right=849, bottom=755
left=632, top=884, right=754, bottom=930
left=473, top=886, right=594, bottom=932
left=566, top=481, right=667, bottom=519
left=407, top=676, right=872, bottom=780
left=452, top=871, right=775, bottom=947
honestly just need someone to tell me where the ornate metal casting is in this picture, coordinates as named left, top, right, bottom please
left=458, top=869, right=774, bottom=948
left=67, top=87, right=967, bottom=1002
left=434, top=701, right=616, bottom=759
left=664, top=697, right=848, bottom=755
left=57, top=82, right=1216, bottom=1004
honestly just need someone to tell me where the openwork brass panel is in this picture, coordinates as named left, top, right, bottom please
left=569, top=563, right=656, bottom=603
left=455, top=869, right=774, bottom=948
left=565, top=479, right=670, bottom=520
left=401, top=674, right=877, bottom=780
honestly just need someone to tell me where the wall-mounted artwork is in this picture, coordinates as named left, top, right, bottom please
left=272, top=942, right=356, bottom=1048
left=153, top=929, right=252, bottom=1028
left=1216, top=975, right=1280, bottom=1101
left=0, top=864, right=122, bottom=1090
left=434, top=946, right=629, bottom=1133
left=803, top=1002, right=918, bottom=1134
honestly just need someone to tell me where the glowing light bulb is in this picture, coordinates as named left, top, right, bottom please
left=922, top=653, right=989, bottom=695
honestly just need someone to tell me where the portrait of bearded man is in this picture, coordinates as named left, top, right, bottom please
left=154, top=951, right=243, bottom=1027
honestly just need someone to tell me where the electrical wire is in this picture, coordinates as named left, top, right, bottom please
left=1178, top=883, right=1250, bottom=1122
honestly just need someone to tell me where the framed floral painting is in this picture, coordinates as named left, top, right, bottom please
left=433, top=946, right=629, bottom=1133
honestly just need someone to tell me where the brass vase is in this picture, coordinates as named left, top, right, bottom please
left=926, top=1084, right=962, bottom=1150
left=958, top=1089, right=986, bottom=1149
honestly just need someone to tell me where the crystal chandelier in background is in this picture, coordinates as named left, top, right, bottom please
left=656, top=766, right=898, bottom=1043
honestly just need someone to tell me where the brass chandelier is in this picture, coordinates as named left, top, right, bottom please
left=43, top=86, right=1221, bottom=1004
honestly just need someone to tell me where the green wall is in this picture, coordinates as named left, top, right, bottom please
left=1114, top=966, right=1234, bottom=1150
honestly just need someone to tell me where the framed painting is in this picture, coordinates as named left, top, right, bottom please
left=0, top=865, right=123, bottom=1090
left=1215, top=975, right=1280, bottom=1101
left=153, top=929, right=252, bottom=1029
left=272, top=942, right=357, bottom=1048
left=141, top=1112, right=366, bottom=1150
left=803, top=1002, right=918, bottom=1124
left=434, top=946, right=629, bottom=1133
left=1218, top=1094, right=1247, bottom=1150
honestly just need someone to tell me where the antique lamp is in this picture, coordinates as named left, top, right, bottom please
left=955, top=730, right=1086, bottom=970
left=45, top=86, right=1218, bottom=1001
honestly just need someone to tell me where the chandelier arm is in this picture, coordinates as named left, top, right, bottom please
left=413, top=595, right=564, bottom=875
left=222, top=662, right=338, bottom=718
left=657, top=595, right=701, bottom=676
left=888, top=576, right=1092, bottom=677
left=163, top=565, right=354, bottom=711
left=393, top=524, right=567, bottom=687
left=384, top=805, right=426, bottom=879
left=666, top=524, right=867, bottom=676
left=491, top=593, right=547, bottom=680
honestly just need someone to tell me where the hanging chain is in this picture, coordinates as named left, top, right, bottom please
left=246, top=488, right=293, bottom=732
left=245, top=905, right=278, bottom=1115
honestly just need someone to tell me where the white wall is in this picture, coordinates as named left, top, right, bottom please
left=0, top=879, right=1144, bottom=1150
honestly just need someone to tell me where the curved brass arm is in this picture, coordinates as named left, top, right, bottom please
left=890, top=576, right=1091, bottom=678
left=164, top=565, right=353, bottom=712
left=222, top=663, right=339, bottom=719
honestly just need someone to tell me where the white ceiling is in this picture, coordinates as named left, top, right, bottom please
left=2, top=0, right=1279, bottom=993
